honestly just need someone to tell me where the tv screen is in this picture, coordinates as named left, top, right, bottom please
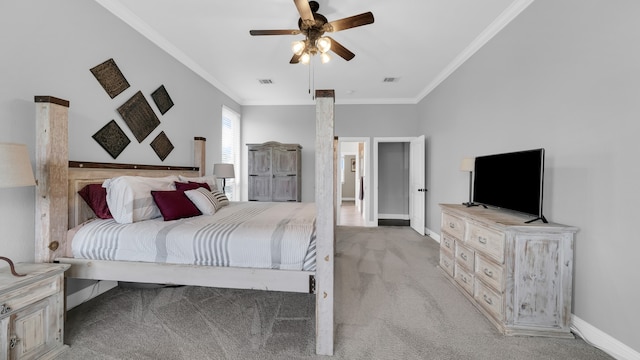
left=472, top=148, right=545, bottom=219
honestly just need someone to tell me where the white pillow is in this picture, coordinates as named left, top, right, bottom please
left=178, top=175, right=219, bottom=191
left=184, top=187, right=218, bottom=215
left=104, top=175, right=179, bottom=224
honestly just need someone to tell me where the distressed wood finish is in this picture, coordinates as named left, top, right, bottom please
left=439, top=204, right=577, bottom=338
left=67, top=164, right=200, bottom=229
left=0, top=263, right=70, bottom=359
left=194, top=137, right=206, bottom=176
left=62, top=258, right=314, bottom=293
left=247, top=142, right=302, bottom=202
left=315, top=90, right=335, bottom=355
left=35, top=96, right=69, bottom=263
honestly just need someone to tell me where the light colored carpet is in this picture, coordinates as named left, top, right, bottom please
left=61, top=226, right=613, bottom=359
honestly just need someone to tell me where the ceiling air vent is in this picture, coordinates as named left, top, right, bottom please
left=383, top=77, right=399, bottom=83
left=258, top=79, right=273, bottom=84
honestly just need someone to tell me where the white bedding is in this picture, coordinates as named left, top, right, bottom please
left=71, top=201, right=317, bottom=271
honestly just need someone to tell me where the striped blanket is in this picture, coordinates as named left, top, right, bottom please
left=71, top=202, right=316, bottom=271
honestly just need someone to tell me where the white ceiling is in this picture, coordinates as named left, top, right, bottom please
left=96, top=0, right=533, bottom=106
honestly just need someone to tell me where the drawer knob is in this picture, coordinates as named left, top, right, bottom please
left=483, top=294, right=493, bottom=305
left=460, top=253, right=468, bottom=261
left=0, top=304, right=10, bottom=314
left=9, top=336, right=19, bottom=349
left=449, top=222, right=455, bottom=229
left=483, top=268, right=494, bottom=277
left=478, top=237, right=487, bottom=244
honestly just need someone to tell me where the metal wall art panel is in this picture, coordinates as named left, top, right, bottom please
left=117, top=91, right=161, bottom=143
left=151, top=85, right=174, bottom=115
left=92, top=120, right=131, bottom=159
left=150, top=131, right=174, bottom=161
left=90, top=58, right=130, bottom=99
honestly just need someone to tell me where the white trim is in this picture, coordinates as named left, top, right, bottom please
left=373, top=137, right=416, bottom=226
left=571, top=315, right=640, bottom=360
left=378, top=213, right=410, bottom=220
left=341, top=197, right=356, bottom=201
left=337, top=137, right=370, bottom=226
left=66, top=280, right=118, bottom=311
left=416, top=0, right=535, bottom=102
left=95, top=0, right=241, bottom=104
left=426, top=229, right=440, bottom=243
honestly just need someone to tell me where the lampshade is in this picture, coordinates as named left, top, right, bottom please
left=460, top=157, right=475, bottom=172
left=213, top=163, right=235, bottom=179
left=0, top=143, right=36, bottom=188
left=316, top=37, right=331, bottom=53
left=291, top=40, right=305, bottom=56
left=320, top=52, right=331, bottom=64
left=300, top=53, right=311, bottom=65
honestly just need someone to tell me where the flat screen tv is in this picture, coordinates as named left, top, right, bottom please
left=472, top=148, right=547, bottom=223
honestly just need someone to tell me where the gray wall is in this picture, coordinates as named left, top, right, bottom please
left=342, top=155, right=356, bottom=199
left=0, top=0, right=240, bottom=269
left=417, top=0, right=640, bottom=352
left=377, top=142, right=409, bottom=217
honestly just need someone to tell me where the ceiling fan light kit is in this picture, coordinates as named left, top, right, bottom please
left=250, top=0, right=374, bottom=65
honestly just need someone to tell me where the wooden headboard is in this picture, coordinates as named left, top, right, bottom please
left=67, top=162, right=201, bottom=229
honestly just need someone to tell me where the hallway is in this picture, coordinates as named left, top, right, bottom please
left=339, top=201, right=365, bottom=227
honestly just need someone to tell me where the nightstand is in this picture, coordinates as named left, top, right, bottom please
left=0, top=263, right=70, bottom=359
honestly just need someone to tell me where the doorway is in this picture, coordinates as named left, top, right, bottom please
left=337, top=137, right=369, bottom=227
left=373, top=136, right=425, bottom=235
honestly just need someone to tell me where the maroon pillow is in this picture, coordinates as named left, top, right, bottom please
left=175, top=181, right=211, bottom=191
left=78, top=184, right=112, bottom=219
left=151, top=190, right=202, bottom=221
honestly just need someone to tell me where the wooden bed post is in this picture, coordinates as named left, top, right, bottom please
left=315, top=89, right=335, bottom=356
left=34, top=96, right=69, bottom=263
left=194, top=137, right=206, bottom=176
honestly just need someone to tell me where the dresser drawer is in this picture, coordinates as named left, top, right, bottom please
left=454, top=264, right=474, bottom=296
left=467, top=223, right=505, bottom=263
left=0, top=275, right=60, bottom=317
left=475, top=254, right=504, bottom=292
left=442, top=213, right=465, bottom=239
left=440, top=233, right=455, bottom=256
left=455, top=242, right=474, bottom=271
left=439, top=250, right=455, bottom=277
left=474, top=280, right=504, bottom=321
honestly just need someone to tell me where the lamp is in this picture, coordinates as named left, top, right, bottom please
left=213, top=163, right=235, bottom=195
left=0, top=143, right=36, bottom=277
left=291, top=36, right=332, bottom=64
left=460, top=157, right=477, bottom=207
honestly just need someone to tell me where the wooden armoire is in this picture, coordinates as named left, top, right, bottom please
left=247, top=141, right=302, bottom=202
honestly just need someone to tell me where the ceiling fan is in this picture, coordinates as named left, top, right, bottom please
left=249, top=0, right=374, bottom=64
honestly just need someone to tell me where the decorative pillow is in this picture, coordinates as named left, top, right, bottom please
left=178, top=175, right=218, bottom=192
left=151, top=190, right=202, bottom=221
left=174, top=181, right=211, bottom=192
left=103, top=175, right=179, bottom=224
left=211, top=190, right=230, bottom=208
left=77, top=184, right=112, bottom=219
left=184, top=187, right=219, bottom=215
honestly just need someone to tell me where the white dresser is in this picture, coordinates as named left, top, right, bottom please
left=0, top=263, right=70, bottom=359
left=439, top=204, right=577, bottom=338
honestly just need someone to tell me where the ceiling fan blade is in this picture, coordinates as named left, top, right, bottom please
left=250, top=29, right=300, bottom=36
left=327, top=37, right=355, bottom=61
left=290, top=53, right=301, bottom=64
left=293, top=0, right=314, bottom=21
left=328, top=12, right=374, bottom=32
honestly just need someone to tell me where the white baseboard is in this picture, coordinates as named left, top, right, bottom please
left=426, top=228, right=440, bottom=243
left=66, top=280, right=118, bottom=311
left=571, top=315, right=639, bottom=360
left=341, top=197, right=355, bottom=201
left=378, top=213, right=410, bottom=220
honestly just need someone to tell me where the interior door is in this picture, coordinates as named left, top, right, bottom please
left=409, top=135, right=425, bottom=235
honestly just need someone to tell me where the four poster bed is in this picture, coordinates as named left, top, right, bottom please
left=34, top=94, right=336, bottom=355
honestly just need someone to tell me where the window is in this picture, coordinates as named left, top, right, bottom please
left=221, top=106, right=241, bottom=200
